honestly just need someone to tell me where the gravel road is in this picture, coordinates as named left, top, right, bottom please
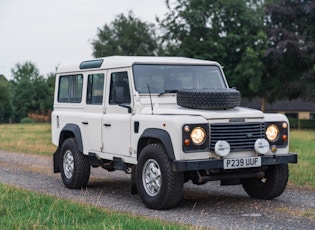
left=0, top=150, right=314, bottom=229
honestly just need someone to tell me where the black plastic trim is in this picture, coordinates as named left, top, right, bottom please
left=134, top=121, right=140, bottom=133
left=173, top=153, right=297, bottom=172
left=53, top=147, right=61, bottom=173
left=182, top=123, right=209, bottom=152
left=139, top=128, right=175, bottom=160
left=60, top=124, right=84, bottom=152
left=265, top=121, right=288, bottom=147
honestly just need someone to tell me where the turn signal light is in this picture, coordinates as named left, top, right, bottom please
left=282, top=135, right=288, bottom=141
left=184, top=139, right=191, bottom=146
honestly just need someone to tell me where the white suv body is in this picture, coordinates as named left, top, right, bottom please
left=52, top=56, right=297, bottom=210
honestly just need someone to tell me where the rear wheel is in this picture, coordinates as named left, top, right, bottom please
left=242, top=164, right=288, bottom=199
left=136, top=143, right=184, bottom=210
left=60, top=138, right=90, bottom=189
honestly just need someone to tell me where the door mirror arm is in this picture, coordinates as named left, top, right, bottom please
left=119, top=104, right=132, bottom=113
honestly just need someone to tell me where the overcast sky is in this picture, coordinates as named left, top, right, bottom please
left=0, top=0, right=169, bottom=79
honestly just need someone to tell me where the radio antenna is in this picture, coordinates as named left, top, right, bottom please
left=147, top=83, right=154, bottom=115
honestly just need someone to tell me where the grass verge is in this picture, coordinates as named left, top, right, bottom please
left=0, top=123, right=55, bottom=155
left=0, top=183, right=191, bottom=230
left=289, top=129, right=315, bottom=188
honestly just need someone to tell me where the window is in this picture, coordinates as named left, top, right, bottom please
left=58, top=74, right=83, bottom=103
left=133, top=64, right=226, bottom=94
left=109, top=71, right=131, bottom=104
left=86, top=73, right=105, bottom=104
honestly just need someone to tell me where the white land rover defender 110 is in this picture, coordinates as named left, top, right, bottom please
left=52, top=56, right=297, bottom=210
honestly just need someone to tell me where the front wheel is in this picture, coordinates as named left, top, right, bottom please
left=136, top=143, right=184, bottom=210
left=60, top=138, right=90, bottom=189
left=242, top=164, right=289, bottom=199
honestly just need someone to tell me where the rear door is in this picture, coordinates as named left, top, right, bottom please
left=82, top=72, right=105, bottom=152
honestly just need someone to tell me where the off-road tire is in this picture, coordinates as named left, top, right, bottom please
left=136, top=143, right=184, bottom=210
left=60, top=138, right=90, bottom=189
left=177, top=88, right=241, bottom=110
left=242, top=164, right=289, bottom=199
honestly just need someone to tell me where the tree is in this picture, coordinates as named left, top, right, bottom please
left=159, top=0, right=267, bottom=99
left=45, top=72, right=56, bottom=111
left=92, top=11, right=158, bottom=57
left=32, top=74, right=52, bottom=113
left=160, top=0, right=315, bottom=111
left=11, top=62, right=52, bottom=122
left=263, top=0, right=315, bottom=104
left=0, top=75, right=13, bottom=122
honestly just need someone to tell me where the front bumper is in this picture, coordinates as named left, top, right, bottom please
left=173, top=153, right=297, bottom=172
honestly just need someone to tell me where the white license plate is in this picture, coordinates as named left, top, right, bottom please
left=223, top=157, right=261, bottom=169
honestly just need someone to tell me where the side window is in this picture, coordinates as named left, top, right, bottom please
left=109, top=71, right=131, bottom=104
left=86, top=73, right=105, bottom=104
left=58, top=74, right=83, bottom=103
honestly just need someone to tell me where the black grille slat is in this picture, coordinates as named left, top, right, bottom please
left=210, top=122, right=265, bottom=152
left=211, top=133, right=262, bottom=138
left=211, top=128, right=262, bottom=133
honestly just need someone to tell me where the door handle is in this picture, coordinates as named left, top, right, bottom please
left=82, top=121, right=88, bottom=125
left=104, top=123, right=111, bottom=127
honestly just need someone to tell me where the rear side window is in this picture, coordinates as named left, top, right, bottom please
left=58, top=74, right=83, bottom=103
left=86, top=73, right=105, bottom=104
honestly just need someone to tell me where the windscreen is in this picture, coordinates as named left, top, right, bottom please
left=133, top=64, right=226, bottom=94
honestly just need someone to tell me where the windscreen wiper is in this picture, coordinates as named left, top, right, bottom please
left=158, top=90, right=178, bottom=96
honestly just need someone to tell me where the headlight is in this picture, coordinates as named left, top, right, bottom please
left=266, top=124, right=279, bottom=142
left=190, top=127, right=206, bottom=145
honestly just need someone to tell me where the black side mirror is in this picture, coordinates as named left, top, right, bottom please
left=113, top=87, right=124, bottom=104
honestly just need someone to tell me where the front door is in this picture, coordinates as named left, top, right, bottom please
left=102, top=69, right=132, bottom=156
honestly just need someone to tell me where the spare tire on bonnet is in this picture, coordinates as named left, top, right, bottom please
left=177, top=88, right=241, bottom=110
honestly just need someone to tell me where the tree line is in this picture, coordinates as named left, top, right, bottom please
left=1, top=0, right=314, bottom=123
left=92, top=0, right=315, bottom=111
left=0, top=63, right=55, bottom=123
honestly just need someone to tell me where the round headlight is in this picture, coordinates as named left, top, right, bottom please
left=266, top=124, right=279, bottom=142
left=190, top=127, right=206, bottom=145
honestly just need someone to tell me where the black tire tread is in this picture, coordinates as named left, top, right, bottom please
left=177, top=88, right=241, bottom=110
left=60, top=138, right=90, bottom=189
left=136, top=143, right=183, bottom=210
left=242, top=164, right=289, bottom=199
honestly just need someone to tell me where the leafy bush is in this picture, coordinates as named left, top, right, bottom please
left=289, top=119, right=315, bottom=129
left=20, top=117, right=34, bottom=124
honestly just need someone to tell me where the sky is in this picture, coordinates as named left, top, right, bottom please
left=0, top=0, right=169, bottom=79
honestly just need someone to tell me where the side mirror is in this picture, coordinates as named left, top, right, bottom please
left=113, top=87, right=124, bottom=104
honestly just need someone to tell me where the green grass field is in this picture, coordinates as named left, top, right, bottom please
left=0, top=123, right=55, bottom=155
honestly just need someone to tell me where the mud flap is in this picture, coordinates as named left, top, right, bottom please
left=53, top=147, right=60, bottom=173
left=131, top=165, right=138, bottom=194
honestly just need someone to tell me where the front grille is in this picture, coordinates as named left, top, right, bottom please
left=210, top=122, right=265, bottom=152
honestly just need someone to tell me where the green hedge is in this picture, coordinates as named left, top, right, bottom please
left=289, top=118, right=315, bottom=129
left=20, top=117, right=34, bottom=124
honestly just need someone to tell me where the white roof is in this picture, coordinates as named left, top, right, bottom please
left=57, top=56, right=220, bottom=73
